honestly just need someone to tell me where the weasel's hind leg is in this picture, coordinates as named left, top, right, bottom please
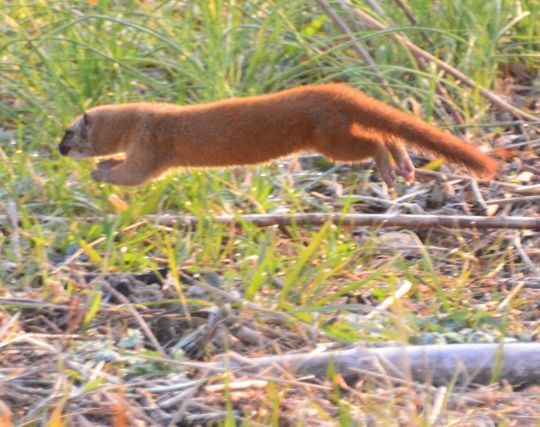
left=316, top=132, right=403, bottom=187
left=372, top=142, right=398, bottom=188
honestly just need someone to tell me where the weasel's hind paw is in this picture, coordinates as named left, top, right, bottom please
left=396, top=156, right=415, bottom=183
left=97, top=159, right=124, bottom=170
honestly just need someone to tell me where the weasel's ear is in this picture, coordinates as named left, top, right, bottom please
left=80, top=112, right=90, bottom=139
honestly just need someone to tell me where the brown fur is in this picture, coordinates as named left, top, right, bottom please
left=58, top=84, right=499, bottom=187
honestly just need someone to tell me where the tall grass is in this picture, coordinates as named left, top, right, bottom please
left=1, top=0, right=538, bottom=334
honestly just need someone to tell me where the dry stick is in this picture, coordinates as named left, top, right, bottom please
left=146, top=213, right=540, bottom=231
left=497, top=282, right=524, bottom=311
left=203, top=343, right=540, bottom=387
left=393, top=0, right=418, bottom=25
left=336, top=0, right=540, bottom=122
left=366, top=280, right=412, bottom=319
left=469, top=179, right=490, bottom=213
left=514, top=183, right=540, bottom=194
left=390, top=0, right=442, bottom=51
left=512, top=233, right=540, bottom=276
left=1, top=212, right=539, bottom=231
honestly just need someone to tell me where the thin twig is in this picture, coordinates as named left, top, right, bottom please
left=512, top=233, right=540, bottom=276
left=366, top=280, right=412, bottom=319
left=428, top=386, right=448, bottom=425
left=469, top=179, right=489, bottom=213
left=486, top=194, right=540, bottom=206
left=393, top=0, right=418, bottom=25
left=415, top=169, right=540, bottom=194
left=497, top=282, right=524, bottom=311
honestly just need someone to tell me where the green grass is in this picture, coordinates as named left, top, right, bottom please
left=1, top=0, right=539, bottom=425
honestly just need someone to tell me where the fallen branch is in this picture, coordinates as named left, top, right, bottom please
left=205, top=343, right=540, bottom=387
left=2, top=213, right=539, bottom=230
left=146, top=213, right=540, bottom=230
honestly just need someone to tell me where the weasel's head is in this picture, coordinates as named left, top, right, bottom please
left=58, top=113, right=95, bottom=159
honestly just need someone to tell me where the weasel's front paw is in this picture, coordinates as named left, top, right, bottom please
left=97, top=159, right=123, bottom=170
left=91, top=168, right=110, bottom=183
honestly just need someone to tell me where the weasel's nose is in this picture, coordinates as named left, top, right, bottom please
left=58, top=143, right=70, bottom=156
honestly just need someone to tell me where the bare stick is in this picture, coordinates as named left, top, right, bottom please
left=2, top=213, right=539, bottom=230
left=203, top=343, right=540, bottom=386
left=512, top=233, right=540, bottom=276
left=335, top=0, right=539, bottom=121
left=366, top=280, right=412, bottom=318
left=393, top=0, right=418, bottom=25
left=146, top=213, right=540, bottom=231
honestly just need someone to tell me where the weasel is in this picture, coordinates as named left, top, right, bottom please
left=58, top=83, right=498, bottom=187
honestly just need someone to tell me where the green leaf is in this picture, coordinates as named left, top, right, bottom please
left=279, top=221, right=331, bottom=306
left=83, top=291, right=103, bottom=329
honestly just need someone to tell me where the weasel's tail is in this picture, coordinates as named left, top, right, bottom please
left=353, top=94, right=499, bottom=178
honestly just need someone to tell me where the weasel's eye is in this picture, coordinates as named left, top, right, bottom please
left=65, top=130, right=73, bottom=137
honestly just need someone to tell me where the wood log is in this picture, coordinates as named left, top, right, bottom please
left=206, top=343, right=540, bottom=387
